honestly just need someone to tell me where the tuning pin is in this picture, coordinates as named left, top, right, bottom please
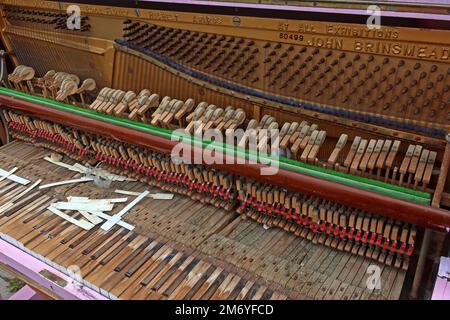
left=414, top=62, right=421, bottom=70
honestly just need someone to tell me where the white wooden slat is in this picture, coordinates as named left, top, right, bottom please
left=48, top=206, right=94, bottom=231
left=78, top=210, right=103, bottom=225
left=89, top=211, right=135, bottom=231
left=53, top=201, right=114, bottom=212
left=0, top=167, right=30, bottom=185
left=114, top=189, right=174, bottom=200
left=39, top=177, right=94, bottom=189
left=67, top=196, right=128, bottom=204
left=100, top=190, right=149, bottom=231
left=0, top=167, right=18, bottom=182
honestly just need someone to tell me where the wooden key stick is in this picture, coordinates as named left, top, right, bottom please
left=216, top=108, right=235, bottom=132
left=384, top=140, right=401, bottom=182
left=151, top=99, right=172, bottom=125
left=203, top=108, right=223, bottom=131
left=308, top=130, right=326, bottom=164
left=139, top=93, right=160, bottom=116
left=223, top=108, right=241, bottom=129
left=113, top=91, right=135, bottom=116
left=174, top=98, right=195, bottom=127
left=280, top=122, right=299, bottom=149
left=414, top=149, right=429, bottom=188
left=257, top=122, right=278, bottom=152
left=288, top=121, right=308, bottom=145
left=299, top=124, right=318, bottom=150
left=399, top=144, right=415, bottom=185
left=90, top=87, right=110, bottom=110
left=367, top=139, right=384, bottom=173
left=186, top=102, right=208, bottom=123
left=300, top=130, right=318, bottom=162
left=375, top=139, right=392, bottom=177
left=159, top=99, right=180, bottom=123
left=95, top=88, right=115, bottom=111
left=237, top=119, right=258, bottom=149
left=256, top=115, right=271, bottom=130
left=162, top=99, right=184, bottom=127
left=350, top=139, right=368, bottom=174
left=407, top=145, right=423, bottom=185
left=343, top=136, right=361, bottom=168
left=290, top=125, right=310, bottom=159
left=328, top=134, right=348, bottom=168
left=359, top=139, right=376, bottom=174
left=227, top=110, right=246, bottom=131
left=129, top=89, right=151, bottom=112
left=422, top=151, right=436, bottom=189
left=105, top=90, right=126, bottom=114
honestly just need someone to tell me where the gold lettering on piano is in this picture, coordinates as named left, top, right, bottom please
left=297, top=23, right=317, bottom=33
left=354, top=40, right=450, bottom=61
left=84, top=7, right=129, bottom=17
left=144, top=11, right=179, bottom=22
left=308, top=37, right=343, bottom=50
left=326, top=25, right=400, bottom=40
left=1, top=0, right=57, bottom=9
left=278, top=22, right=289, bottom=31
left=192, top=15, right=223, bottom=25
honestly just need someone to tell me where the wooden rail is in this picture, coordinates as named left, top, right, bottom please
left=0, top=93, right=449, bottom=231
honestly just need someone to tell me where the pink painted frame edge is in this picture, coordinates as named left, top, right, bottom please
left=0, top=237, right=108, bottom=300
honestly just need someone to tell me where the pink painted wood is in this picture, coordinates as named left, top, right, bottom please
left=8, top=285, right=46, bottom=300
left=432, top=277, right=450, bottom=300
